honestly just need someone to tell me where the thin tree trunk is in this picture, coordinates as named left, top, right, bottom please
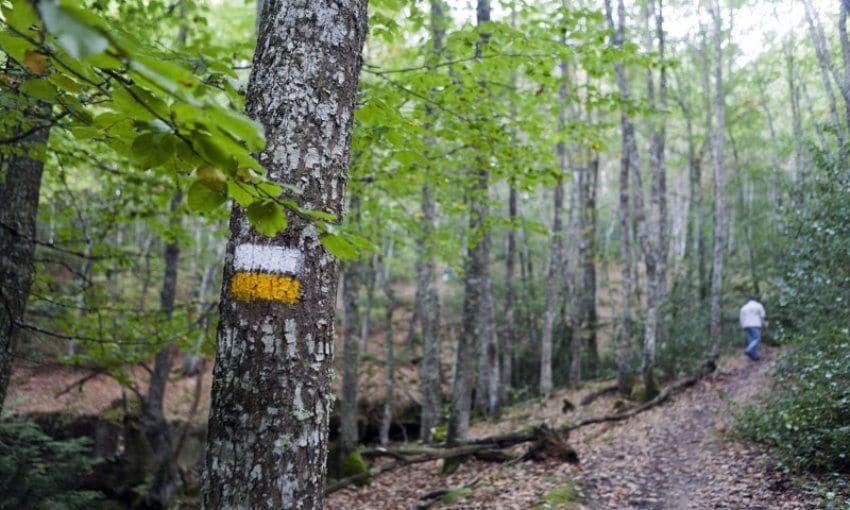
left=340, top=254, right=362, bottom=454
left=203, top=1, right=368, bottom=507
left=708, top=0, right=727, bottom=357
left=143, top=190, right=182, bottom=509
left=641, top=0, right=668, bottom=398
left=0, top=117, right=48, bottom=413
left=785, top=37, right=806, bottom=200
left=580, top=154, right=599, bottom=378
left=604, top=0, right=635, bottom=395
left=379, top=243, right=396, bottom=447
left=540, top=56, right=569, bottom=397
left=501, top=185, right=517, bottom=397
left=449, top=0, right=498, bottom=442
left=419, top=0, right=445, bottom=443
left=802, top=0, right=846, bottom=144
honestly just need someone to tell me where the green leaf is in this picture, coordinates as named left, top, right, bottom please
left=3, top=0, right=40, bottom=34
left=0, top=31, right=35, bottom=62
left=19, top=78, right=58, bottom=101
left=320, top=233, right=360, bottom=260
left=187, top=180, right=226, bottom=213
left=227, top=181, right=255, bottom=207
left=38, top=2, right=109, bottom=59
left=247, top=200, right=287, bottom=237
left=131, top=132, right=173, bottom=169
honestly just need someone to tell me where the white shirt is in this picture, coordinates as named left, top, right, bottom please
left=739, top=300, right=766, bottom=329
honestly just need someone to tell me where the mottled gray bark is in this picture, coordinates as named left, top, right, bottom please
left=540, top=176, right=565, bottom=397
left=419, top=0, right=445, bottom=444
left=449, top=0, right=498, bottom=440
left=578, top=154, right=599, bottom=378
left=0, top=120, right=48, bottom=414
left=142, top=191, right=182, bottom=509
left=340, top=257, right=361, bottom=454
left=641, top=0, right=668, bottom=397
left=378, top=246, right=395, bottom=446
left=708, top=0, right=726, bottom=357
left=203, top=1, right=368, bottom=508
left=604, top=0, right=636, bottom=395
left=501, top=185, right=517, bottom=394
left=541, top=55, right=569, bottom=396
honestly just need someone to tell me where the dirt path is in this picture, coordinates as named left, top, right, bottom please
left=578, top=349, right=811, bottom=509
left=328, top=349, right=817, bottom=509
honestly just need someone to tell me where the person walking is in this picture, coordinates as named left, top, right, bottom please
left=740, top=297, right=767, bottom=361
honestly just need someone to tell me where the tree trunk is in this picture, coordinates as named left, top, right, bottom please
left=0, top=118, right=48, bottom=413
left=604, top=0, right=635, bottom=395
left=203, top=1, right=368, bottom=507
left=540, top=54, right=568, bottom=398
left=340, top=256, right=361, bottom=454
left=785, top=38, right=806, bottom=201
left=502, top=185, right=517, bottom=397
left=540, top=176, right=565, bottom=397
left=802, top=0, right=846, bottom=145
left=708, top=0, right=727, bottom=357
left=419, top=0, right=445, bottom=443
left=143, top=191, right=182, bottom=509
left=379, top=244, right=395, bottom=447
left=641, top=0, right=668, bottom=398
left=579, top=154, right=599, bottom=377
left=449, top=0, right=497, bottom=441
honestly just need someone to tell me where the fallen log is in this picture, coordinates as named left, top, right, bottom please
left=326, top=359, right=715, bottom=495
left=579, top=384, right=619, bottom=406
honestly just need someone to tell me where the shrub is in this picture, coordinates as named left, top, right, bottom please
left=0, top=420, right=104, bottom=509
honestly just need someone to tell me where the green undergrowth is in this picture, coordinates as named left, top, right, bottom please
left=538, top=479, right=584, bottom=509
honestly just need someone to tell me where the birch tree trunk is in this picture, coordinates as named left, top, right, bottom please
left=0, top=119, right=48, bottom=413
left=203, top=2, right=368, bottom=507
left=708, top=0, right=727, bottom=357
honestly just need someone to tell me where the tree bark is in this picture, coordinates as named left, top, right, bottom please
left=419, top=0, right=446, bottom=443
left=142, top=191, right=182, bottom=509
left=708, top=0, right=727, bottom=357
left=640, top=0, right=668, bottom=397
left=802, top=0, right=846, bottom=144
left=604, top=0, right=636, bottom=395
left=784, top=38, right=806, bottom=201
left=340, top=255, right=361, bottom=454
left=203, top=2, right=368, bottom=508
left=450, top=0, right=498, bottom=442
left=471, top=0, right=499, bottom=417
left=579, top=154, right=599, bottom=378
left=379, top=244, right=395, bottom=447
left=0, top=117, right=48, bottom=413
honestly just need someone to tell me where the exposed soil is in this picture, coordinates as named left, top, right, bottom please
left=327, top=348, right=818, bottom=509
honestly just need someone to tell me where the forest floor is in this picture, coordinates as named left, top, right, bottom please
left=327, top=347, right=819, bottom=509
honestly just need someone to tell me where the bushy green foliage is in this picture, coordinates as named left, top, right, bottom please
left=737, top=149, right=850, bottom=490
left=736, top=327, right=850, bottom=474
left=0, top=421, right=104, bottom=509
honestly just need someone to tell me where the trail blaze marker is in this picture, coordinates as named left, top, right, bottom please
left=231, top=244, right=303, bottom=304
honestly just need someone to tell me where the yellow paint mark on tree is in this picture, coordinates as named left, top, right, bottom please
left=231, top=272, right=301, bottom=304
